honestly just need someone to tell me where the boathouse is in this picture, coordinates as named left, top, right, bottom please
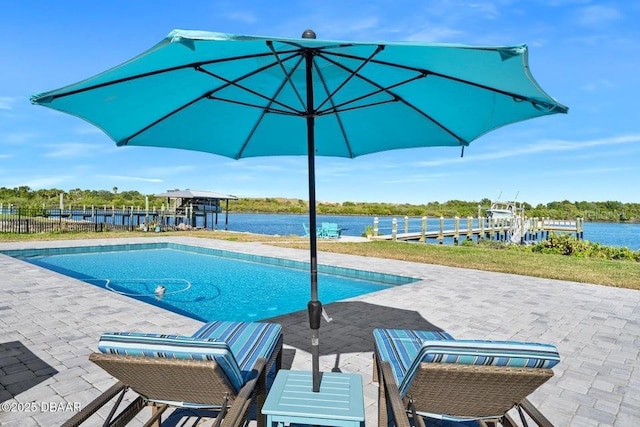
left=156, top=189, right=237, bottom=230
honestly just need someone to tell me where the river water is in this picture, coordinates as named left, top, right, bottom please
left=218, top=213, right=640, bottom=251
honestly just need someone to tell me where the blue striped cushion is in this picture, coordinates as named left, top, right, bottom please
left=415, top=340, right=561, bottom=368
left=374, top=328, right=453, bottom=391
left=192, top=321, right=282, bottom=382
left=98, top=332, right=244, bottom=392
left=374, top=328, right=560, bottom=397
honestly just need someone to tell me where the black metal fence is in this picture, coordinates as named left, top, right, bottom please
left=0, top=207, right=147, bottom=234
left=0, top=205, right=232, bottom=234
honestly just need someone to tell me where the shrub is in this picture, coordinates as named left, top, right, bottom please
left=530, top=233, right=640, bottom=262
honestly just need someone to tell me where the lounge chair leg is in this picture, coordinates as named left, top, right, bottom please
left=256, top=369, right=267, bottom=427
left=518, top=398, right=554, bottom=427
left=103, top=387, right=128, bottom=425
left=372, top=354, right=378, bottom=383
left=276, top=346, right=282, bottom=371
left=501, top=415, right=518, bottom=427
left=62, top=382, right=128, bottom=427
left=108, top=396, right=146, bottom=427
left=376, top=364, right=387, bottom=425
left=409, top=399, right=426, bottom=427
left=212, top=395, right=228, bottom=427
left=144, top=404, right=168, bottom=427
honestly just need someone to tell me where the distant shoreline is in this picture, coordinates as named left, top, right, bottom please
left=227, top=211, right=640, bottom=224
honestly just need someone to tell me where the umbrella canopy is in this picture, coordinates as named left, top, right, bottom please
left=31, top=29, right=567, bottom=391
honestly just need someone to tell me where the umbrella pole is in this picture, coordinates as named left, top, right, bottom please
left=302, top=35, right=322, bottom=393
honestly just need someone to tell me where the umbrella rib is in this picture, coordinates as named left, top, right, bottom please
left=315, top=74, right=424, bottom=115
left=323, top=50, right=561, bottom=110
left=33, top=50, right=296, bottom=102
left=121, top=53, right=305, bottom=146
left=266, top=41, right=307, bottom=112
left=208, top=96, right=300, bottom=116
left=314, top=45, right=384, bottom=113
left=318, top=52, right=466, bottom=144
left=277, top=40, right=357, bottom=51
left=119, top=96, right=206, bottom=145
left=311, top=60, right=354, bottom=158
left=235, top=49, right=307, bottom=158
left=320, top=98, right=401, bottom=115
left=195, top=56, right=304, bottom=115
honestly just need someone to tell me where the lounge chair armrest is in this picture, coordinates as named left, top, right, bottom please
left=379, top=360, right=411, bottom=427
left=223, top=357, right=268, bottom=427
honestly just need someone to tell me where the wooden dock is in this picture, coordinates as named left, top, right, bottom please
left=370, top=216, right=584, bottom=244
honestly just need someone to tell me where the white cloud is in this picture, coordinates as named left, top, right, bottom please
left=4, top=176, right=73, bottom=189
left=229, top=163, right=292, bottom=173
left=99, top=175, right=164, bottom=183
left=344, top=17, right=380, bottom=33
left=580, top=78, right=615, bottom=92
left=0, top=96, right=21, bottom=110
left=225, top=11, right=257, bottom=24
left=576, top=5, right=622, bottom=28
left=140, top=165, right=197, bottom=175
left=383, top=171, right=456, bottom=184
left=3, top=132, right=37, bottom=144
left=406, top=26, right=465, bottom=43
left=415, top=134, right=640, bottom=167
left=538, top=166, right=634, bottom=178
left=463, top=2, right=500, bottom=19
left=74, top=125, right=106, bottom=135
left=43, top=143, right=106, bottom=159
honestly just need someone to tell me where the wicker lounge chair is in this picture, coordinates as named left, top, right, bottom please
left=64, top=321, right=283, bottom=427
left=373, top=328, right=560, bottom=427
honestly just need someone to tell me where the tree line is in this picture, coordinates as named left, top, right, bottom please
left=1, top=186, right=638, bottom=222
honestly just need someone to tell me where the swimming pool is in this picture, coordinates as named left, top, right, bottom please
left=4, top=243, right=418, bottom=322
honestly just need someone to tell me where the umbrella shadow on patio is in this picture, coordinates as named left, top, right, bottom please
left=266, top=300, right=445, bottom=370
left=0, top=341, right=58, bottom=401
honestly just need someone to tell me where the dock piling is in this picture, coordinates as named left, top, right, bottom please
left=370, top=214, right=583, bottom=245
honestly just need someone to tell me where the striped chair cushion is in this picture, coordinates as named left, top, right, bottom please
left=374, top=328, right=453, bottom=392
left=192, top=320, right=282, bottom=382
left=98, top=332, right=244, bottom=392
left=374, top=328, right=561, bottom=397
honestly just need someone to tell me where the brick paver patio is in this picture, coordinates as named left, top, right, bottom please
left=1, top=236, right=638, bottom=426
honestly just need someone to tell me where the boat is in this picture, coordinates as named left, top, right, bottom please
left=485, top=200, right=529, bottom=243
left=486, top=200, right=522, bottom=220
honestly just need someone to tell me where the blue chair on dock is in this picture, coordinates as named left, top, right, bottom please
left=321, top=222, right=341, bottom=238
left=64, top=320, right=283, bottom=427
left=373, top=328, right=560, bottom=427
left=303, top=223, right=324, bottom=237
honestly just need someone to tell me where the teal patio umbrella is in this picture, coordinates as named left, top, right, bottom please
left=31, top=29, right=567, bottom=391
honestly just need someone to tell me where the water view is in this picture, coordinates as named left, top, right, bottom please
left=221, top=213, right=640, bottom=251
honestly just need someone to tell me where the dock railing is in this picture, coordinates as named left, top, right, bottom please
left=371, top=215, right=584, bottom=244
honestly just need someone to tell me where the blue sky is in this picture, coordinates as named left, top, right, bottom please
left=1, top=1, right=638, bottom=206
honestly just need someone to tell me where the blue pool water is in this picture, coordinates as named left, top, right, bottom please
left=9, top=243, right=417, bottom=322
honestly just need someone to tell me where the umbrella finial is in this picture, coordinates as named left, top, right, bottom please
left=302, top=29, right=316, bottom=39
